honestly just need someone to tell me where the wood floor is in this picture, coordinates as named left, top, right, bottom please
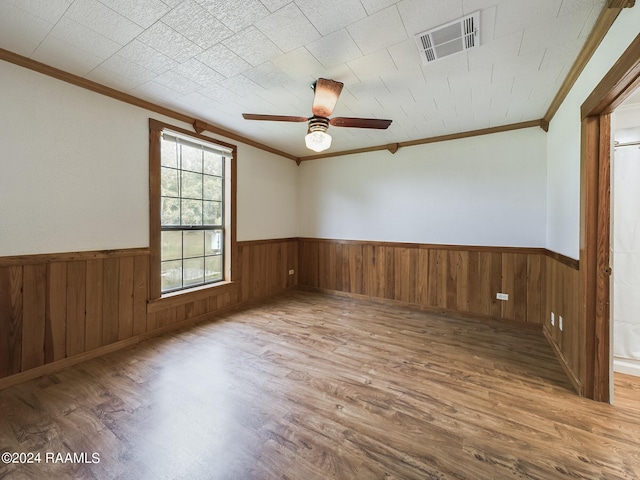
left=0, top=290, right=638, bottom=480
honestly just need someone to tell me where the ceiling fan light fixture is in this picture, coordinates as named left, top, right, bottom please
left=242, top=78, right=391, bottom=154
left=305, top=130, right=332, bottom=152
left=305, top=116, right=332, bottom=152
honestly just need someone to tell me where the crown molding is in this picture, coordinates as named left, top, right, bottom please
left=297, top=119, right=545, bottom=162
left=543, top=2, right=633, bottom=124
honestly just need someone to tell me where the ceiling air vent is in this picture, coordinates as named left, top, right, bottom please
left=415, top=11, right=479, bottom=65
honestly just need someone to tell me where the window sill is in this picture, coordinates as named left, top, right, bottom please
left=147, top=280, right=237, bottom=314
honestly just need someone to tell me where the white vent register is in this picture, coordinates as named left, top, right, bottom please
left=415, top=11, right=479, bottom=64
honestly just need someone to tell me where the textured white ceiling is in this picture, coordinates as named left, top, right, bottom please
left=0, top=0, right=606, bottom=157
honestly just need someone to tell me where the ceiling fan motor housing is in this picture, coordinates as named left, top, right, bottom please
left=307, top=116, right=330, bottom=133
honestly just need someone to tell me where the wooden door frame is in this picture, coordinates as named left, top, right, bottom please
left=581, top=34, right=640, bottom=402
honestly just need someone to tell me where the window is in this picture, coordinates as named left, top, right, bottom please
left=149, top=119, right=236, bottom=298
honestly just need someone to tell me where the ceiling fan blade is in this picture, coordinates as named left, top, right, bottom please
left=312, top=78, right=344, bottom=117
left=330, top=117, right=393, bottom=129
left=242, top=113, right=308, bottom=122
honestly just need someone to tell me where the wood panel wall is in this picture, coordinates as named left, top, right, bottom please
left=0, top=249, right=149, bottom=380
left=238, top=239, right=298, bottom=302
left=146, top=238, right=298, bottom=329
left=544, top=255, right=583, bottom=394
left=0, top=239, right=298, bottom=385
left=299, top=239, right=546, bottom=325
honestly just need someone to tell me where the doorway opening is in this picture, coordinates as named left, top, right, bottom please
left=581, top=33, right=640, bottom=403
left=611, top=88, right=640, bottom=407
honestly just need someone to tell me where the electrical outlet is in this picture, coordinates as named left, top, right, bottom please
left=288, top=269, right=294, bottom=275
left=559, top=315, right=563, bottom=331
left=551, top=312, right=555, bottom=326
left=496, top=292, right=509, bottom=301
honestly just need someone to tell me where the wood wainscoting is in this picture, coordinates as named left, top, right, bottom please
left=544, top=253, right=583, bottom=395
left=0, top=248, right=150, bottom=382
left=146, top=238, right=298, bottom=334
left=299, top=238, right=546, bottom=326
left=0, top=238, right=298, bottom=388
left=237, top=238, right=298, bottom=302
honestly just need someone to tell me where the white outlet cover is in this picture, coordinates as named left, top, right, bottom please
left=559, top=315, right=563, bottom=331
left=496, top=293, right=509, bottom=301
left=551, top=312, right=554, bottom=325
left=288, top=269, right=294, bottom=275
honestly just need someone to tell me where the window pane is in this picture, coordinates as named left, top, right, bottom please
left=181, top=144, right=202, bottom=173
left=182, top=171, right=202, bottom=199
left=205, top=230, right=223, bottom=255
left=161, top=167, right=179, bottom=197
left=204, top=151, right=223, bottom=176
left=158, top=130, right=227, bottom=293
left=162, top=230, right=182, bottom=261
left=161, top=198, right=180, bottom=225
left=205, top=255, right=223, bottom=282
left=184, top=257, right=204, bottom=287
left=161, top=138, right=177, bottom=168
left=203, top=175, right=222, bottom=201
left=203, top=201, right=222, bottom=225
left=161, top=260, right=182, bottom=291
left=181, top=199, right=202, bottom=225
left=183, top=230, right=204, bottom=258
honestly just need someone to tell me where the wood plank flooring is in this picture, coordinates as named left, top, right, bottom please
left=0, top=290, right=638, bottom=479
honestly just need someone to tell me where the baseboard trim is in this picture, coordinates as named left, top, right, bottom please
left=543, top=324, right=583, bottom=395
left=0, top=337, right=140, bottom=390
left=613, top=357, right=640, bottom=377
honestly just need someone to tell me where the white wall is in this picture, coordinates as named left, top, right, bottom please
left=546, top=6, right=640, bottom=259
left=236, top=144, right=298, bottom=241
left=0, top=61, right=149, bottom=256
left=298, top=127, right=547, bottom=247
left=0, top=60, right=298, bottom=257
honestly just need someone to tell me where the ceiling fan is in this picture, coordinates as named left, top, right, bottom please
left=242, top=78, right=392, bottom=153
